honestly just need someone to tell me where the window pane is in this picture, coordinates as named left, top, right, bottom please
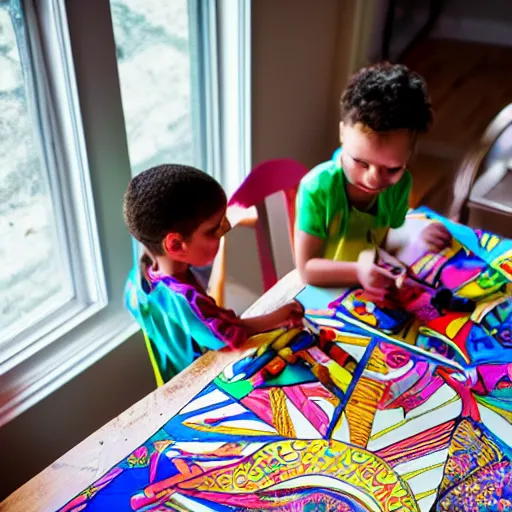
left=0, top=4, right=71, bottom=340
left=111, top=0, right=201, bottom=174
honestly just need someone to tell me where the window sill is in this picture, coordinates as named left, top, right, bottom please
left=0, top=310, right=139, bottom=428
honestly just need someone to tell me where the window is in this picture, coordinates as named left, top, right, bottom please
left=0, top=0, right=110, bottom=426
left=111, top=0, right=251, bottom=193
left=0, top=0, right=250, bottom=427
left=111, top=0, right=201, bottom=173
left=0, top=0, right=106, bottom=368
left=0, top=2, right=72, bottom=340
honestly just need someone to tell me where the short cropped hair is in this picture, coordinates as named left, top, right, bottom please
left=123, top=164, right=226, bottom=255
left=341, top=62, right=433, bottom=133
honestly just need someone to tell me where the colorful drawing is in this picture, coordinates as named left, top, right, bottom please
left=59, top=209, right=512, bottom=512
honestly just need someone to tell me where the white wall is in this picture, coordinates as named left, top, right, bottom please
left=252, top=0, right=341, bottom=168
left=0, top=0, right=362, bottom=500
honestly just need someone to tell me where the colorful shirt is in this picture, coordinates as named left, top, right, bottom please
left=125, top=261, right=249, bottom=383
left=296, top=149, right=412, bottom=262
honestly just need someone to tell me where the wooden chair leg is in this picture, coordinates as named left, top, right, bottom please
left=255, top=203, right=278, bottom=291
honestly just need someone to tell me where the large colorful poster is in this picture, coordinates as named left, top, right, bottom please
left=59, top=209, right=512, bottom=511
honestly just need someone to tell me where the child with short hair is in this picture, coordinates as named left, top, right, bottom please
left=295, top=62, right=451, bottom=297
left=124, top=164, right=303, bottom=380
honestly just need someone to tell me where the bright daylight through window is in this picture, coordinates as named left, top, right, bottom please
left=0, top=1, right=72, bottom=342
left=111, top=0, right=202, bottom=174
left=0, top=0, right=107, bottom=427
left=0, top=0, right=249, bottom=427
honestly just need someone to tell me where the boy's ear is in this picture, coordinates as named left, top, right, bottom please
left=339, top=121, right=345, bottom=144
left=163, top=233, right=185, bottom=256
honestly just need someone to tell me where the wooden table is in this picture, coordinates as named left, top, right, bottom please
left=0, top=271, right=304, bottom=512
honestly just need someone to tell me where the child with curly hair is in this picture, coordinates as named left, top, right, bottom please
left=295, top=62, right=451, bottom=297
left=124, top=164, right=303, bottom=382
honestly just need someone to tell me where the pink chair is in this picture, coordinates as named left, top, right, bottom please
left=209, top=159, right=310, bottom=307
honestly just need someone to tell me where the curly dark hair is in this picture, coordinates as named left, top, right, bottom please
left=340, top=62, right=433, bottom=133
left=123, top=164, right=226, bottom=255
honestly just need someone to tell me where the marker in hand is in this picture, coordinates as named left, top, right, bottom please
left=374, top=245, right=407, bottom=289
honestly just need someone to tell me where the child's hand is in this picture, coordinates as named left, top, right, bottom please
left=241, top=301, right=304, bottom=336
left=420, top=223, right=452, bottom=252
left=273, top=301, right=304, bottom=329
left=357, top=249, right=397, bottom=301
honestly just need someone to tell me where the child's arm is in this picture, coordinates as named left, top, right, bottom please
left=294, top=230, right=358, bottom=287
left=382, top=173, right=450, bottom=255
left=384, top=222, right=452, bottom=255
left=194, top=293, right=303, bottom=348
left=294, top=168, right=361, bottom=288
left=239, top=302, right=304, bottom=335
left=295, top=229, right=396, bottom=298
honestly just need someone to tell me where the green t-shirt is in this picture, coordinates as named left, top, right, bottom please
left=296, top=155, right=412, bottom=262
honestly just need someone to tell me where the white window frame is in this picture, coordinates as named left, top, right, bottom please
left=190, top=0, right=251, bottom=194
left=215, top=0, right=252, bottom=196
left=0, top=0, right=251, bottom=428
left=0, top=0, right=107, bottom=364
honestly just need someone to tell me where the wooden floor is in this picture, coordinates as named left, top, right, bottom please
left=401, top=39, right=512, bottom=212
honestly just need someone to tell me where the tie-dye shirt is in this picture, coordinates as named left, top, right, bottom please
left=145, top=265, right=249, bottom=347
left=125, top=259, right=249, bottom=381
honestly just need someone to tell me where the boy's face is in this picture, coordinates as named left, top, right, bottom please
left=179, top=207, right=231, bottom=267
left=339, top=122, right=413, bottom=202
